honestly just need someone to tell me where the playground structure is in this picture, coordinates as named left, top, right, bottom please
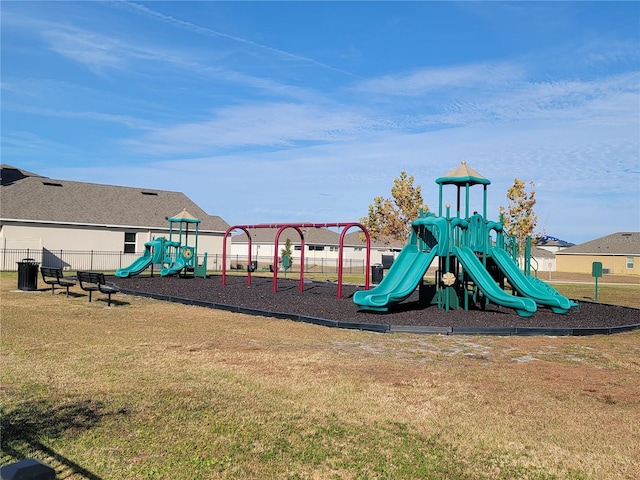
left=353, top=161, right=576, bottom=317
left=115, top=209, right=207, bottom=278
left=222, top=223, right=371, bottom=298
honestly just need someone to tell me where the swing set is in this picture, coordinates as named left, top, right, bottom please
left=222, top=222, right=371, bottom=298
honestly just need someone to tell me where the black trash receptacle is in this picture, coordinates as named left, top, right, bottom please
left=371, top=264, right=384, bottom=284
left=17, top=258, right=39, bottom=291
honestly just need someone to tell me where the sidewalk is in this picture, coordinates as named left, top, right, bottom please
left=544, top=272, right=640, bottom=285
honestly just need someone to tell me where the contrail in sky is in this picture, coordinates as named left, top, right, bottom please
left=117, top=1, right=361, bottom=78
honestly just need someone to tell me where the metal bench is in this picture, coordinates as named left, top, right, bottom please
left=40, top=266, right=76, bottom=297
left=76, top=271, right=120, bottom=306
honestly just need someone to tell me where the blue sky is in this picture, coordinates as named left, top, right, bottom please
left=2, top=1, right=639, bottom=244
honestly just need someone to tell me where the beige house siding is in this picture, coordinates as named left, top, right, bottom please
left=0, top=221, right=226, bottom=271
left=556, top=254, right=639, bottom=275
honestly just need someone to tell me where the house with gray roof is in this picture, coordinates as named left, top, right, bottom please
left=555, top=232, right=640, bottom=275
left=1, top=165, right=229, bottom=271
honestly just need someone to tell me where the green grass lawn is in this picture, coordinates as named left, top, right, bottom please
left=2, top=272, right=639, bottom=479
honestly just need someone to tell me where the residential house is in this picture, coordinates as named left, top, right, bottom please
left=555, top=232, right=640, bottom=275
left=535, top=235, right=575, bottom=254
left=0, top=165, right=229, bottom=271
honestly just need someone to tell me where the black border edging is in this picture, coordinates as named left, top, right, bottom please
left=119, top=288, right=640, bottom=337
left=609, top=323, right=640, bottom=334
left=390, top=325, right=452, bottom=335
left=514, top=327, right=572, bottom=336
left=571, top=327, right=611, bottom=336
left=451, top=326, right=516, bottom=336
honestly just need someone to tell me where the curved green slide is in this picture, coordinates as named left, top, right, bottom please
left=489, top=247, right=573, bottom=314
left=454, top=246, right=537, bottom=317
left=115, top=238, right=165, bottom=278
left=353, top=245, right=438, bottom=312
left=161, top=257, right=186, bottom=277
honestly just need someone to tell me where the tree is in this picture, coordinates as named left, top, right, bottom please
left=280, top=238, right=293, bottom=270
left=360, top=172, right=427, bottom=244
left=500, top=179, right=538, bottom=254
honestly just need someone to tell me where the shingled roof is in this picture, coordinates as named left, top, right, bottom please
left=0, top=165, right=229, bottom=232
left=557, top=232, right=640, bottom=255
left=342, top=231, right=404, bottom=249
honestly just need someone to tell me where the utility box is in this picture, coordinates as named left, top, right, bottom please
left=17, top=259, right=39, bottom=291
left=371, top=264, right=384, bottom=284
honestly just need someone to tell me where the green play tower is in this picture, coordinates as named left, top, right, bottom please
left=161, top=208, right=207, bottom=277
left=116, top=208, right=207, bottom=278
left=353, top=161, right=575, bottom=317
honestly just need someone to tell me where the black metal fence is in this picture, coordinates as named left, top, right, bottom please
left=0, top=249, right=366, bottom=274
left=226, top=255, right=367, bottom=274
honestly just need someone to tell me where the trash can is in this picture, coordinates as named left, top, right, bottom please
left=1, top=458, right=56, bottom=480
left=371, top=264, right=384, bottom=284
left=17, top=258, right=39, bottom=291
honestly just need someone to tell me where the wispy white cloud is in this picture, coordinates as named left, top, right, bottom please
left=42, top=29, right=125, bottom=75
left=118, top=66, right=638, bottom=157
left=124, top=102, right=380, bottom=154
left=354, top=62, right=524, bottom=96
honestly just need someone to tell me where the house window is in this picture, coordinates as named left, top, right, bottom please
left=329, top=246, right=338, bottom=252
left=309, top=245, right=324, bottom=251
left=626, top=257, right=634, bottom=269
left=354, top=247, right=363, bottom=252
left=124, top=232, right=136, bottom=253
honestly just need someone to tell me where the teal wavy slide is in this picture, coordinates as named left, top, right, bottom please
left=454, top=246, right=537, bottom=317
left=115, top=238, right=165, bottom=278
left=161, top=256, right=186, bottom=277
left=489, top=247, right=573, bottom=314
left=115, top=255, right=152, bottom=278
left=353, top=245, right=438, bottom=312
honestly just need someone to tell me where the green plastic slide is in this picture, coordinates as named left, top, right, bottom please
left=489, top=247, right=573, bottom=314
left=353, top=245, right=438, bottom=312
left=161, top=256, right=186, bottom=277
left=115, top=238, right=165, bottom=278
left=454, top=246, right=537, bottom=317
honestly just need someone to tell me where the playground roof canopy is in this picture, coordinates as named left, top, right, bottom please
left=436, top=160, right=491, bottom=186
left=169, top=209, right=201, bottom=223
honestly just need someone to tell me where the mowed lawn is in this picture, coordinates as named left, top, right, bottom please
left=1, top=273, right=639, bottom=479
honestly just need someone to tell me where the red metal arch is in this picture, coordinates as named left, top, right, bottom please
left=222, top=222, right=371, bottom=298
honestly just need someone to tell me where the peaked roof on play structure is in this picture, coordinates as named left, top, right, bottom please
left=435, top=160, right=491, bottom=186
left=169, top=208, right=201, bottom=223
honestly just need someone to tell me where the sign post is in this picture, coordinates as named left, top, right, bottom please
left=591, top=261, right=603, bottom=302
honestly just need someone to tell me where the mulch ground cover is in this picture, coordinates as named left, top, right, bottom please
left=114, top=274, right=640, bottom=330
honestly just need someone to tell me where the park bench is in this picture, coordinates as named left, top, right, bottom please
left=76, top=271, right=121, bottom=306
left=40, top=266, right=76, bottom=297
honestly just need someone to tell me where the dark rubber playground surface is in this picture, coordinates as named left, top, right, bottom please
left=114, top=274, right=640, bottom=335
